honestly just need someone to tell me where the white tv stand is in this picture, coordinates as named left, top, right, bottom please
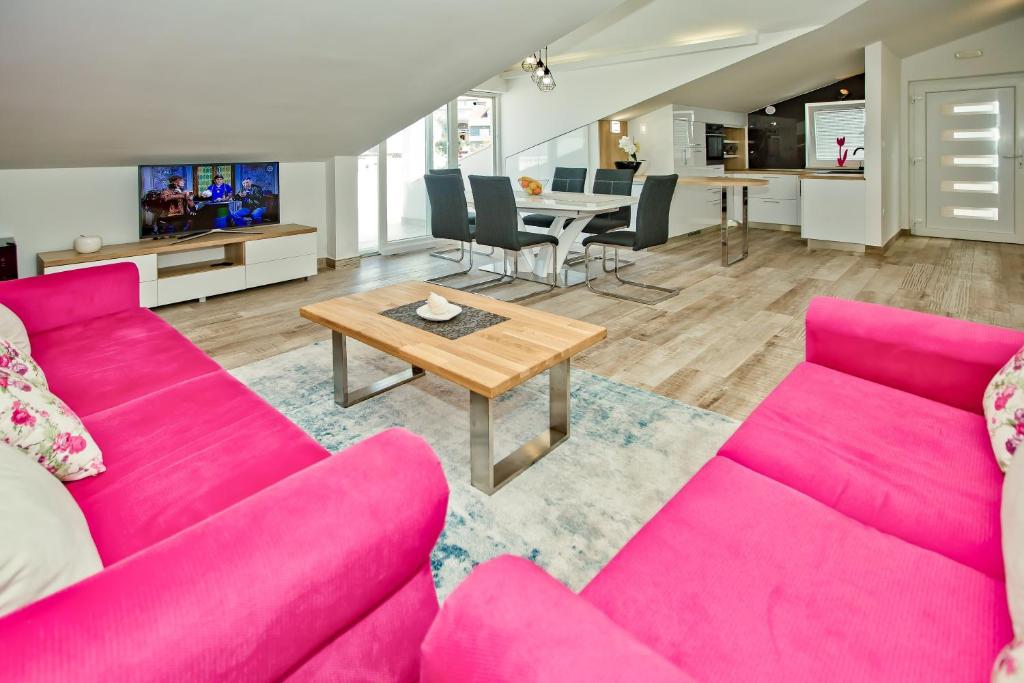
left=37, top=224, right=318, bottom=307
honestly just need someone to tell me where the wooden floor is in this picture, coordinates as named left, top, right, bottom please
left=157, top=228, right=1024, bottom=420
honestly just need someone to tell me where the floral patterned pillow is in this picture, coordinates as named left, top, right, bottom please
left=985, top=346, right=1024, bottom=472
left=0, top=369, right=104, bottom=481
left=0, top=338, right=47, bottom=389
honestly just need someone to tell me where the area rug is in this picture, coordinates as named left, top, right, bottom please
left=231, top=340, right=738, bottom=600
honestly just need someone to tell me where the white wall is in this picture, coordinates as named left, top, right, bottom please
left=326, top=157, right=360, bottom=261
left=864, top=40, right=902, bottom=247
left=630, top=106, right=674, bottom=175
left=0, top=161, right=336, bottom=276
left=500, top=27, right=812, bottom=162
left=898, top=16, right=1024, bottom=232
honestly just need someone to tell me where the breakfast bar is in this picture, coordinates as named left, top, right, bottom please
left=674, top=176, right=769, bottom=266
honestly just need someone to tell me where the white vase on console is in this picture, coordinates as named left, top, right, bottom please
left=73, top=235, right=103, bottom=254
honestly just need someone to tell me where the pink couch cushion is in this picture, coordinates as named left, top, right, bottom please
left=67, top=371, right=329, bottom=563
left=582, top=457, right=1011, bottom=683
left=30, top=308, right=220, bottom=418
left=718, top=361, right=1004, bottom=578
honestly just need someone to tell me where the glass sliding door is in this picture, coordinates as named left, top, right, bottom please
left=378, top=105, right=452, bottom=252
left=384, top=117, right=429, bottom=244
left=457, top=94, right=497, bottom=177
left=356, top=95, right=497, bottom=254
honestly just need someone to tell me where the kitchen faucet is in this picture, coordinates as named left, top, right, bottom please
left=853, top=147, right=864, bottom=170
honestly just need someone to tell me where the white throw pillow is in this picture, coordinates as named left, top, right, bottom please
left=1003, top=450, right=1024, bottom=635
left=0, top=442, right=102, bottom=617
left=0, top=304, right=30, bottom=355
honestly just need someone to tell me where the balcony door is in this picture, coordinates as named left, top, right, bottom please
left=910, top=74, right=1023, bottom=243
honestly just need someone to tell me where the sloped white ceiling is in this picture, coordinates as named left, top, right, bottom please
left=612, top=0, right=1024, bottom=118
left=0, top=0, right=621, bottom=168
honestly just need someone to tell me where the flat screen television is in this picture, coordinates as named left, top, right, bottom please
left=139, top=162, right=280, bottom=239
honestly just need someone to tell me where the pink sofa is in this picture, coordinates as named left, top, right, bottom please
left=422, top=297, right=1024, bottom=682
left=0, top=264, right=449, bottom=681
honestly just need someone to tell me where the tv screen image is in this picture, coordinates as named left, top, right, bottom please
left=139, top=162, right=280, bottom=238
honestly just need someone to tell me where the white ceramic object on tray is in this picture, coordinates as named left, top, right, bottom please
left=416, top=304, right=461, bottom=321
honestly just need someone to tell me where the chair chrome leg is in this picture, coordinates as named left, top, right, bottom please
left=430, top=241, right=467, bottom=263
left=427, top=244, right=476, bottom=286
left=584, top=244, right=678, bottom=304
left=464, top=249, right=516, bottom=293
left=507, top=243, right=558, bottom=302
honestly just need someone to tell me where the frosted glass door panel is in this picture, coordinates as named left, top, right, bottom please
left=925, top=87, right=1016, bottom=240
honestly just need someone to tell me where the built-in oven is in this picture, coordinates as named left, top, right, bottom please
left=705, top=124, right=724, bottom=163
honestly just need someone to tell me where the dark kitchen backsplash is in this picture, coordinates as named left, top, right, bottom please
left=747, top=74, right=865, bottom=169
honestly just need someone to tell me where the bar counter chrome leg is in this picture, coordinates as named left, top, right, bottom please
left=720, top=186, right=750, bottom=267
left=332, top=331, right=424, bottom=408
left=470, top=359, right=571, bottom=495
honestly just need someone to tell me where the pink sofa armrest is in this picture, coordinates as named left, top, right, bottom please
left=0, top=428, right=448, bottom=681
left=421, top=556, right=694, bottom=682
left=806, top=296, right=1024, bottom=414
left=0, top=263, right=140, bottom=336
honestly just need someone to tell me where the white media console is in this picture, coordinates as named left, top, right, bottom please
left=37, top=224, right=318, bottom=307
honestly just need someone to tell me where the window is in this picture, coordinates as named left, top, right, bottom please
left=805, top=100, right=865, bottom=168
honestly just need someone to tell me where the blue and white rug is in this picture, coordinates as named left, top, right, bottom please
left=232, top=340, right=738, bottom=599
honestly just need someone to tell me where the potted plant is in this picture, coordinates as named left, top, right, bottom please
left=616, top=136, right=642, bottom=171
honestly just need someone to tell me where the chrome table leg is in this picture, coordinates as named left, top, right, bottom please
left=470, top=359, right=571, bottom=495
left=332, top=332, right=423, bottom=408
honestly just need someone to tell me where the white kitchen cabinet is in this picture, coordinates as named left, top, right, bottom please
left=801, top=178, right=866, bottom=244
left=730, top=173, right=801, bottom=226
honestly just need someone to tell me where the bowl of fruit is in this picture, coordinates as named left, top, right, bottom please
left=517, top=176, right=544, bottom=196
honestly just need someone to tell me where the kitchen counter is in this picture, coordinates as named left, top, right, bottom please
left=799, top=172, right=864, bottom=181
left=727, top=169, right=806, bottom=175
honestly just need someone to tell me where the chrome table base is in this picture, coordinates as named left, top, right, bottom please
left=470, top=359, right=570, bottom=495
left=332, top=334, right=573, bottom=495
left=332, top=332, right=424, bottom=407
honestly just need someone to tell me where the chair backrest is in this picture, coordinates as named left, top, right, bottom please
left=423, top=173, right=472, bottom=242
left=593, top=168, right=636, bottom=225
left=633, top=174, right=677, bottom=250
left=468, top=176, right=522, bottom=251
left=549, top=167, right=587, bottom=193
left=428, top=168, right=463, bottom=176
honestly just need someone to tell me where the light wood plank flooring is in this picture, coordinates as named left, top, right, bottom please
left=157, top=228, right=1024, bottom=420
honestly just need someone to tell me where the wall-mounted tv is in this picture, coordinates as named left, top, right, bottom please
left=139, top=162, right=280, bottom=239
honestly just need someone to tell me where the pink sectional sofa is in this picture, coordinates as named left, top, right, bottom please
left=423, top=297, right=1024, bottom=682
left=0, top=264, right=449, bottom=681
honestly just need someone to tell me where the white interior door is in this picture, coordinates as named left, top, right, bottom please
left=910, top=76, right=1023, bottom=243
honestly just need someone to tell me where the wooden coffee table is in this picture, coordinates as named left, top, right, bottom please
left=299, top=281, right=606, bottom=494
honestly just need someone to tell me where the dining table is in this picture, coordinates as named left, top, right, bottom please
left=466, top=189, right=639, bottom=288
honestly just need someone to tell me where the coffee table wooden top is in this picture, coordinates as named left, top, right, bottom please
left=299, top=281, right=607, bottom=398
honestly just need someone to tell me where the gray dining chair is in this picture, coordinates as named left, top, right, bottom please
left=583, top=174, right=679, bottom=304
left=522, top=167, right=587, bottom=229
left=427, top=168, right=487, bottom=264
left=423, top=172, right=480, bottom=287
left=467, top=175, right=560, bottom=301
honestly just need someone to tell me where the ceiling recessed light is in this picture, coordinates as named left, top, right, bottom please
left=765, top=105, right=776, bottom=115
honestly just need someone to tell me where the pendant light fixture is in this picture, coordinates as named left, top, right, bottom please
left=530, top=47, right=555, bottom=92
left=521, top=52, right=539, bottom=73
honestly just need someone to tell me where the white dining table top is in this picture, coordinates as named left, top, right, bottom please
left=466, top=190, right=637, bottom=215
